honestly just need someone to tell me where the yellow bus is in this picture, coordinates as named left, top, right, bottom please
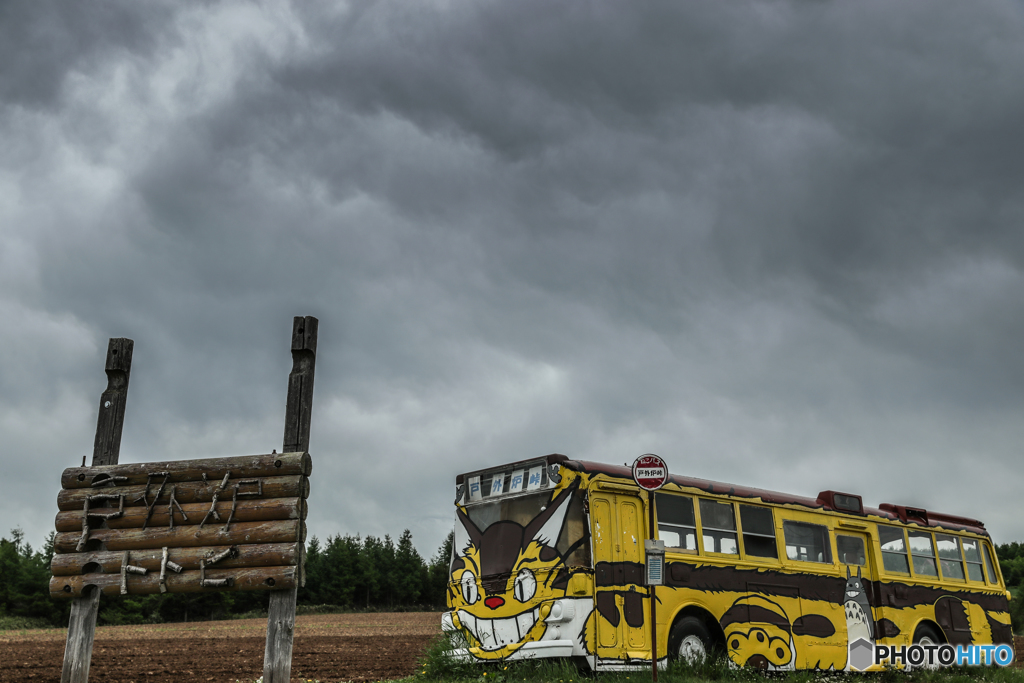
left=441, top=454, right=1013, bottom=671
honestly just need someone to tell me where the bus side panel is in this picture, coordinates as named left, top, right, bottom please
left=655, top=560, right=1013, bottom=672
left=657, top=560, right=852, bottom=671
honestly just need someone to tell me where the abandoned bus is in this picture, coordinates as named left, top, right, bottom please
left=441, top=454, right=1012, bottom=671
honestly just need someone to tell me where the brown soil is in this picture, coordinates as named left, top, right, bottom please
left=2, top=616, right=1019, bottom=679
left=0, top=612, right=443, bottom=683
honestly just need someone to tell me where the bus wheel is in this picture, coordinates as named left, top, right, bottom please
left=668, top=616, right=713, bottom=664
left=913, top=623, right=942, bottom=646
left=912, top=624, right=943, bottom=670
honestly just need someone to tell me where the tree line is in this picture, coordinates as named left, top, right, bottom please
left=0, top=528, right=453, bottom=627
left=1, top=528, right=1022, bottom=631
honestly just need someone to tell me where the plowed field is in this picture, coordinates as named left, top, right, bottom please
left=0, top=612, right=443, bottom=682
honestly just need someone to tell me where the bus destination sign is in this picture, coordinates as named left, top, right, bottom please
left=632, top=453, right=668, bottom=491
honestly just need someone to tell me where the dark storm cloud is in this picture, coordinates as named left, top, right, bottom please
left=2, top=0, right=1023, bottom=552
left=0, top=0, right=173, bottom=110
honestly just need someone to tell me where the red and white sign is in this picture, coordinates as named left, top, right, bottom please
left=632, top=454, right=668, bottom=491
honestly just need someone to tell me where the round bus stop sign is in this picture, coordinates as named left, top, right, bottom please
left=632, top=453, right=668, bottom=491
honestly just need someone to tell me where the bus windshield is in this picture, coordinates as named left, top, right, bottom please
left=465, top=491, right=591, bottom=567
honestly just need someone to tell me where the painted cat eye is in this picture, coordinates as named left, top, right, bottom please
left=513, top=568, right=536, bottom=602
left=461, top=571, right=479, bottom=604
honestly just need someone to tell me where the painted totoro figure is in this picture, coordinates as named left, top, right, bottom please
left=844, top=565, right=874, bottom=642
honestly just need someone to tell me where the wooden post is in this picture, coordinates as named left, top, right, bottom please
left=264, top=316, right=317, bottom=683
left=282, top=316, right=317, bottom=454
left=60, top=586, right=101, bottom=683
left=92, top=338, right=133, bottom=467
left=61, top=338, right=133, bottom=683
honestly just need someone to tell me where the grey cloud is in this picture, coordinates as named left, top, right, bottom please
left=0, top=0, right=173, bottom=110
left=2, top=0, right=1023, bottom=552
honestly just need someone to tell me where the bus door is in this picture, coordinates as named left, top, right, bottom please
left=590, top=488, right=649, bottom=656
left=835, top=530, right=882, bottom=661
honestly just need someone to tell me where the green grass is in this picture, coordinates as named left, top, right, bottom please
left=410, top=639, right=1024, bottom=683
left=405, top=661, right=1024, bottom=683
left=0, top=615, right=53, bottom=631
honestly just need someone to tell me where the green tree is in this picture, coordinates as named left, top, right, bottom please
left=299, top=535, right=324, bottom=604
left=320, top=534, right=363, bottom=607
left=393, top=529, right=426, bottom=606
left=356, top=535, right=382, bottom=608
left=426, top=530, right=454, bottom=609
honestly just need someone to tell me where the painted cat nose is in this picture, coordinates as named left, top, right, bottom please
left=484, top=596, right=505, bottom=609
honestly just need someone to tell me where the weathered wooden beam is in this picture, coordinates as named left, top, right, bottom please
left=54, top=519, right=304, bottom=554
left=51, top=565, right=297, bottom=598
left=92, top=338, right=133, bottom=467
left=61, top=451, right=311, bottom=489
left=57, top=474, right=309, bottom=511
left=283, top=316, right=317, bottom=454
left=264, top=584, right=298, bottom=683
left=55, top=498, right=306, bottom=532
left=51, top=542, right=302, bottom=576
left=63, top=338, right=133, bottom=683
left=266, top=316, right=317, bottom=683
left=60, top=585, right=101, bottom=683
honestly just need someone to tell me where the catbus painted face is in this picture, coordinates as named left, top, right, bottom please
left=448, top=483, right=577, bottom=660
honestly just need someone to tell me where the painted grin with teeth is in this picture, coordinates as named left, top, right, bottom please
left=455, top=606, right=544, bottom=653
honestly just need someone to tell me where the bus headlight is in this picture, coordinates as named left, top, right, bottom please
left=545, top=599, right=575, bottom=623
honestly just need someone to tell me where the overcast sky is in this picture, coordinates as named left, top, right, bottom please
left=3, top=0, right=1024, bottom=560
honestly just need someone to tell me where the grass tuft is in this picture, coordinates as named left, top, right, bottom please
left=409, top=654, right=1024, bottom=683
left=0, top=615, right=53, bottom=631
left=417, top=627, right=478, bottom=680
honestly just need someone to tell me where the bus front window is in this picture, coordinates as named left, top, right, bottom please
left=465, top=490, right=591, bottom=568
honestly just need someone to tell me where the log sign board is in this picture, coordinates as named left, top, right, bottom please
left=51, top=452, right=311, bottom=598
left=632, top=453, right=668, bottom=491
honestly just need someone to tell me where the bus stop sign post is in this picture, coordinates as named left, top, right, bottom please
left=632, top=454, right=668, bottom=682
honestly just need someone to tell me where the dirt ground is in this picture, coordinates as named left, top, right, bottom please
left=0, top=612, right=443, bottom=683
left=2, top=617, right=1021, bottom=681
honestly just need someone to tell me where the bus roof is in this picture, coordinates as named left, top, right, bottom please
left=555, top=457, right=989, bottom=537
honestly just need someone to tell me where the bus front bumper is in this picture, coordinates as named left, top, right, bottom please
left=441, top=600, right=590, bottom=662
left=449, top=639, right=577, bottom=661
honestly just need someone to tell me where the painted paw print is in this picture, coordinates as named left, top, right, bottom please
left=726, top=626, right=793, bottom=669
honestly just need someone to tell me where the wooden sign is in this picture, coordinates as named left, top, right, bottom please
left=50, top=452, right=310, bottom=599
left=56, top=316, right=318, bottom=683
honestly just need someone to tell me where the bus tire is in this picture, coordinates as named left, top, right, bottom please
left=912, top=623, right=943, bottom=670
left=668, top=616, right=714, bottom=664
left=913, top=623, right=943, bottom=646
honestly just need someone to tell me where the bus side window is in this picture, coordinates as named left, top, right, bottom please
left=656, top=493, right=697, bottom=552
left=879, top=526, right=910, bottom=574
left=960, top=537, right=985, bottom=582
left=983, top=542, right=1001, bottom=586
left=783, top=521, right=831, bottom=563
left=935, top=534, right=965, bottom=582
left=908, top=531, right=938, bottom=578
left=699, top=499, right=738, bottom=555
left=836, top=534, right=866, bottom=566
left=739, top=505, right=778, bottom=559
